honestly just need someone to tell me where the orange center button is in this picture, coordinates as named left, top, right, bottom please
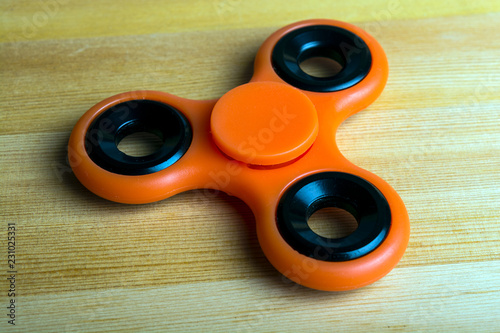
left=210, top=82, right=319, bottom=165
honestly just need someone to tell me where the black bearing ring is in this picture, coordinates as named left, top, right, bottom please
left=85, top=100, right=192, bottom=175
left=272, top=25, right=372, bottom=92
left=277, top=172, right=391, bottom=261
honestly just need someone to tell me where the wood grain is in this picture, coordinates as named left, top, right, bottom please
left=2, top=0, right=498, bottom=42
left=1, top=1, right=499, bottom=331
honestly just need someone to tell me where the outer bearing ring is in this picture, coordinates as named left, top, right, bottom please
left=277, top=172, right=391, bottom=261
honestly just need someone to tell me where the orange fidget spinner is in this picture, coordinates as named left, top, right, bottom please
left=68, top=19, right=410, bottom=291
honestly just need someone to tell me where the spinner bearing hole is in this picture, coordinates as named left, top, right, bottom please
left=117, top=131, right=165, bottom=157
left=299, top=56, right=344, bottom=78
left=86, top=99, right=192, bottom=175
left=307, top=207, right=358, bottom=239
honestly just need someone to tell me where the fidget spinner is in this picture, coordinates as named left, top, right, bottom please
left=68, top=19, right=410, bottom=291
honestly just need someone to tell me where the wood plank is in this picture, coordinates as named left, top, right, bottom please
left=2, top=0, right=499, bottom=42
left=1, top=6, right=499, bottom=332
left=1, top=14, right=499, bottom=135
left=17, top=262, right=500, bottom=332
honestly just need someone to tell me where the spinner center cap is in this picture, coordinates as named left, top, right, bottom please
left=210, top=82, right=318, bottom=165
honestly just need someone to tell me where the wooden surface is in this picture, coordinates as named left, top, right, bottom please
left=1, top=1, right=499, bottom=331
